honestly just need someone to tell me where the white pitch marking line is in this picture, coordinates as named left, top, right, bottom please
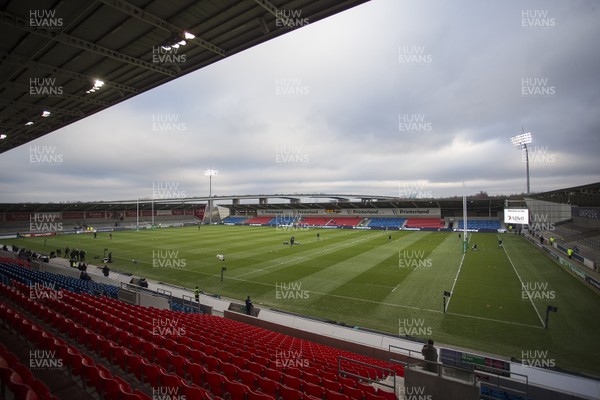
left=499, top=235, right=546, bottom=328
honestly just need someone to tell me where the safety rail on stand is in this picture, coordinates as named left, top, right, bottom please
left=181, top=294, right=201, bottom=314
left=338, top=356, right=397, bottom=396
left=388, top=344, right=530, bottom=399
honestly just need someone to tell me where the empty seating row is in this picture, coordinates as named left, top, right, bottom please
left=0, top=295, right=149, bottom=400
left=404, top=219, right=444, bottom=228
left=2, top=261, right=400, bottom=399
left=244, top=217, right=276, bottom=225
left=0, top=259, right=119, bottom=298
left=222, top=216, right=250, bottom=224
left=457, top=219, right=501, bottom=229
left=366, top=218, right=406, bottom=228
left=0, top=341, right=57, bottom=400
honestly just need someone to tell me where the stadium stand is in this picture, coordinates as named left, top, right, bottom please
left=0, top=257, right=119, bottom=298
left=265, top=216, right=300, bottom=226
left=222, top=216, right=249, bottom=225
left=328, top=217, right=363, bottom=227
left=366, top=218, right=406, bottom=228
left=0, top=260, right=403, bottom=400
left=244, top=217, right=275, bottom=225
left=299, top=217, right=333, bottom=227
left=545, top=222, right=600, bottom=265
left=456, top=219, right=501, bottom=230
left=404, top=218, right=444, bottom=229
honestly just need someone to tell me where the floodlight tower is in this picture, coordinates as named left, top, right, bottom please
left=204, top=167, right=218, bottom=224
left=510, top=131, right=533, bottom=194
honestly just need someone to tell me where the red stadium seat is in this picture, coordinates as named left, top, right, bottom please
left=238, top=369, right=259, bottom=389
left=264, top=368, right=283, bottom=383
left=256, top=376, right=280, bottom=398
left=141, top=363, right=162, bottom=388
left=364, top=391, right=388, bottom=400
left=280, top=385, right=304, bottom=400
left=187, top=362, right=206, bottom=386
left=341, top=385, right=364, bottom=399
left=303, top=381, right=326, bottom=399
left=224, top=377, right=251, bottom=399
left=181, top=382, right=212, bottom=400
left=247, top=361, right=264, bottom=376
left=205, top=371, right=225, bottom=397
left=247, top=389, right=276, bottom=400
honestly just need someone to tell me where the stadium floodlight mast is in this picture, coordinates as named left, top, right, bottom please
left=204, top=167, right=218, bottom=224
left=511, top=130, right=533, bottom=194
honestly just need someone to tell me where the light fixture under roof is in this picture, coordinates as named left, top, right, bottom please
left=0, top=134, right=7, bottom=140
left=25, top=121, right=34, bottom=126
left=86, top=79, right=105, bottom=94
left=160, top=32, right=193, bottom=51
left=41, top=110, right=51, bottom=117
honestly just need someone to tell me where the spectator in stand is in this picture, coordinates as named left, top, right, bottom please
left=195, top=286, right=200, bottom=302
left=245, top=296, right=254, bottom=316
left=79, top=271, right=91, bottom=281
left=102, top=265, right=110, bottom=277
left=421, top=339, right=438, bottom=373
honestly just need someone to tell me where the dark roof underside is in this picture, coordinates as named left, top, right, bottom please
left=0, top=0, right=368, bottom=153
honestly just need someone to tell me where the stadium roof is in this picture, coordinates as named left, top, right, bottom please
left=0, top=0, right=368, bottom=153
left=526, top=182, right=600, bottom=208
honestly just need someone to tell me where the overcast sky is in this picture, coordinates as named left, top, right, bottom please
left=1, top=0, right=599, bottom=203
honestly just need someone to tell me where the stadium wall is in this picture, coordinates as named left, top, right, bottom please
left=524, top=198, right=572, bottom=225
left=572, top=206, right=600, bottom=229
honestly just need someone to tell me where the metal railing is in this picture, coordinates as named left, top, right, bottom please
left=388, top=344, right=530, bottom=399
left=338, top=356, right=397, bottom=395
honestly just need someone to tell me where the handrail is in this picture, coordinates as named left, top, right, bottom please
left=338, top=355, right=396, bottom=395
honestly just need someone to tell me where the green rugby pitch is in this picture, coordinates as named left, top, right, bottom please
left=7, top=226, right=600, bottom=377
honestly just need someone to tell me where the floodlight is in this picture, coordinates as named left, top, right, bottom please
left=94, top=80, right=104, bottom=87
left=172, top=43, right=180, bottom=49
left=204, top=168, right=218, bottom=224
left=178, top=40, right=186, bottom=46
left=161, top=45, right=171, bottom=51
left=184, top=31, right=195, bottom=40
left=0, top=134, right=7, bottom=140
left=41, top=110, right=51, bottom=117
left=511, top=132, right=532, bottom=148
left=25, top=121, right=34, bottom=126
left=510, top=130, right=533, bottom=194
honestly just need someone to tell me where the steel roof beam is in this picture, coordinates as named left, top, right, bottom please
left=96, top=0, right=226, bottom=57
left=0, top=10, right=177, bottom=77
left=0, top=51, right=139, bottom=95
left=0, top=97, right=84, bottom=117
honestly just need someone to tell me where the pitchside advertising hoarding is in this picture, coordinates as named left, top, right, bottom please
left=504, top=208, right=529, bottom=224
left=257, top=208, right=441, bottom=217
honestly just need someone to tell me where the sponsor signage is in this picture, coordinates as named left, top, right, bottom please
left=573, top=207, right=600, bottom=220
left=504, top=209, right=529, bottom=224
left=257, top=208, right=440, bottom=217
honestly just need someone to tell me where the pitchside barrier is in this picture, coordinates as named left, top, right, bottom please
left=118, top=281, right=170, bottom=309
left=524, top=233, right=600, bottom=291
